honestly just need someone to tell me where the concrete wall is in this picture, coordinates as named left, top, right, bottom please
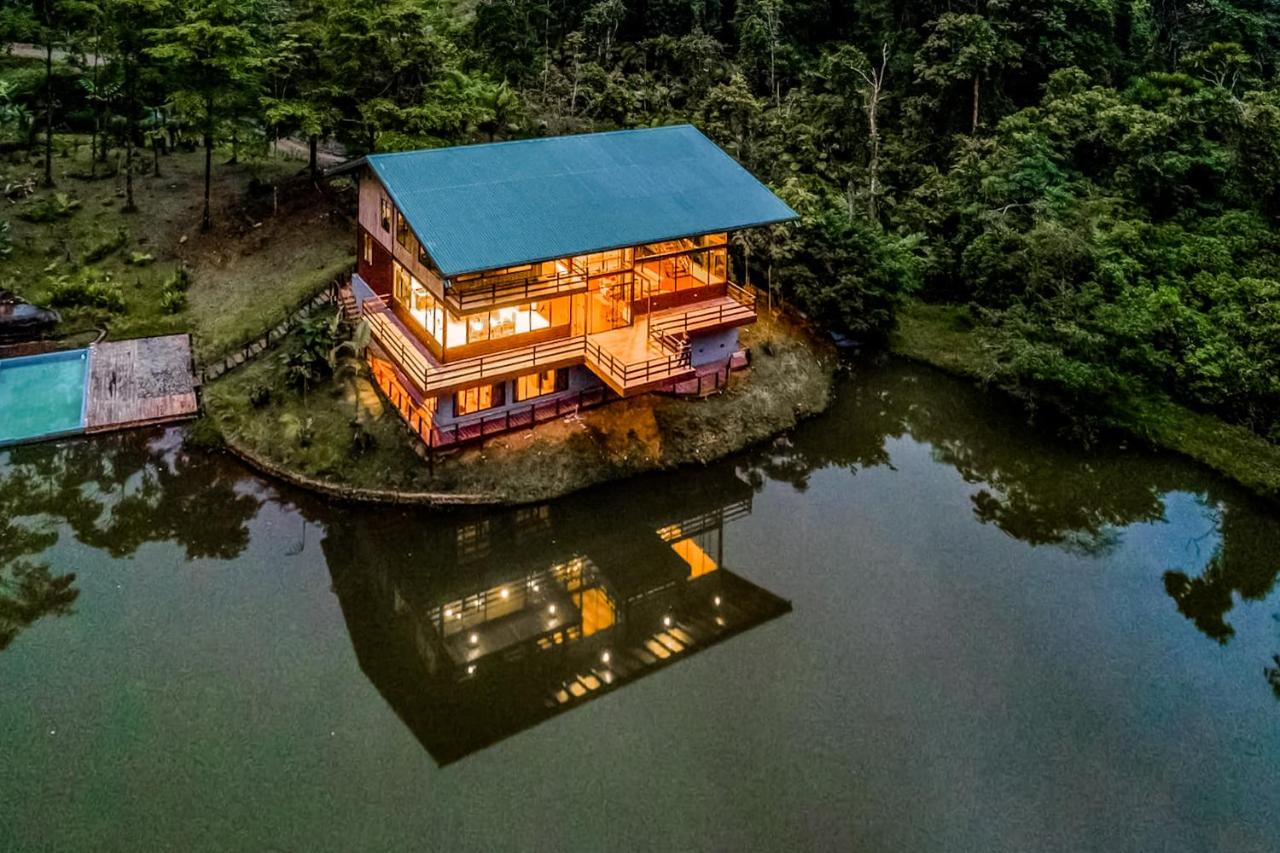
left=689, top=327, right=739, bottom=368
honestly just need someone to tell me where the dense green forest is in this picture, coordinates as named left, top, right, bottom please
left=2, top=0, right=1279, bottom=445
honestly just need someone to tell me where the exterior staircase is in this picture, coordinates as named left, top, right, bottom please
left=338, top=284, right=359, bottom=323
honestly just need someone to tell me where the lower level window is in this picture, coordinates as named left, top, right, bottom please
left=514, top=368, right=567, bottom=402
left=455, top=382, right=505, bottom=416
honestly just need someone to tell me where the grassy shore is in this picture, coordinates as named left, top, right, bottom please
left=202, top=308, right=836, bottom=503
left=1, top=134, right=352, bottom=360
left=891, top=301, right=1280, bottom=500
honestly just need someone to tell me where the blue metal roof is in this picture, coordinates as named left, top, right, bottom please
left=365, top=125, right=798, bottom=277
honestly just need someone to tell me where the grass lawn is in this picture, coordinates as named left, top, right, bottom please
left=1, top=133, right=353, bottom=361
left=892, top=299, right=1280, bottom=500
left=202, top=308, right=836, bottom=502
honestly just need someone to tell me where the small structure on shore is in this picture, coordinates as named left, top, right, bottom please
left=0, top=290, right=60, bottom=343
left=0, top=333, right=200, bottom=447
left=341, top=124, right=797, bottom=449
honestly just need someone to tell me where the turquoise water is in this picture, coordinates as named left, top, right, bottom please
left=0, top=349, right=89, bottom=446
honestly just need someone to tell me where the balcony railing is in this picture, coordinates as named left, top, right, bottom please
left=446, top=260, right=589, bottom=312
left=376, top=371, right=611, bottom=450
left=361, top=295, right=587, bottom=394
left=585, top=338, right=692, bottom=392
left=646, top=283, right=757, bottom=354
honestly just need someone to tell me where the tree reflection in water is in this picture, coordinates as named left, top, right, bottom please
left=742, top=358, right=1280, bottom=694
left=0, top=429, right=262, bottom=650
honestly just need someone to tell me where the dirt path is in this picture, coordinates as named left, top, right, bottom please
left=273, top=137, right=346, bottom=167
left=8, top=42, right=100, bottom=65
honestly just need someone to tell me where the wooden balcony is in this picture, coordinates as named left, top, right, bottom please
left=649, top=283, right=756, bottom=337
left=445, top=261, right=589, bottom=313
left=355, top=273, right=758, bottom=432
left=361, top=294, right=585, bottom=395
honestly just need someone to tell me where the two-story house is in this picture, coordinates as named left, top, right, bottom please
left=347, top=124, right=797, bottom=448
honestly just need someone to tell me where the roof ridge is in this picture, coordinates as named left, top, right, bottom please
left=366, top=123, right=700, bottom=161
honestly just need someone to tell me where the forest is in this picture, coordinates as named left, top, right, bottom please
left=2, top=0, right=1279, bottom=447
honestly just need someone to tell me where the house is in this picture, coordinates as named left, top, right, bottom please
left=347, top=124, right=798, bottom=448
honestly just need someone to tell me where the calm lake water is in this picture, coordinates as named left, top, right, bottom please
left=2, top=359, right=1278, bottom=852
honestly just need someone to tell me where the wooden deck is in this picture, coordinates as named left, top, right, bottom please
left=84, top=335, right=199, bottom=433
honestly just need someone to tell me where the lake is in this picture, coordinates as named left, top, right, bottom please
left=2, top=359, right=1277, bottom=852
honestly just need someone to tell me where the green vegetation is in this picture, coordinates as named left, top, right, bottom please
left=894, top=301, right=1280, bottom=500
left=4, top=0, right=1280, bottom=495
left=0, top=137, right=351, bottom=355
left=203, top=308, right=834, bottom=502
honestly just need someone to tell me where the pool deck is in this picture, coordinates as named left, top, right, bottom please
left=84, top=335, right=199, bottom=433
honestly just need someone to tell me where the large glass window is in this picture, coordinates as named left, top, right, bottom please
left=393, top=262, right=443, bottom=344
left=514, top=368, right=567, bottom=402
left=455, top=382, right=505, bottom=416
left=444, top=297, right=569, bottom=349
left=379, top=197, right=391, bottom=232
left=585, top=248, right=631, bottom=275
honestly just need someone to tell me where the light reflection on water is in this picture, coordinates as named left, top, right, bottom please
left=1, top=358, right=1277, bottom=851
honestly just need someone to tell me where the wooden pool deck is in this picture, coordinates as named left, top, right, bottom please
left=84, top=335, right=199, bottom=433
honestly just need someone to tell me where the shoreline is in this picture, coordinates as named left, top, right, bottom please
left=890, top=301, right=1280, bottom=503
left=201, top=309, right=837, bottom=506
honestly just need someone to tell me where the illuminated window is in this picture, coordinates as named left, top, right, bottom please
left=514, top=368, right=566, bottom=402
left=362, top=232, right=373, bottom=264
left=443, top=298, right=569, bottom=349
left=455, top=382, right=505, bottom=416
left=393, top=262, right=443, bottom=343
left=379, top=196, right=391, bottom=232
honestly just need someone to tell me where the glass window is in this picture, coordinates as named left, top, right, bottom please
left=443, top=298, right=569, bottom=349
left=514, top=368, right=566, bottom=402
left=455, top=383, right=504, bottom=416
left=393, top=262, right=443, bottom=344
left=393, top=262, right=411, bottom=305
left=396, top=211, right=418, bottom=256
left=379, top=197, right=391, bottom=232
left=362, top=232, right=373, bottom=264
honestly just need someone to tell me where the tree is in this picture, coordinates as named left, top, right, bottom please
left=915, top=12, right=1022, bottom=134
left=149, top=0, right=262, bottom=231
left=263, top=0, right=338, bottom=181
left=735, top=0, right=785, bottom=106
left=20, top=0, right=99, bottom=186
left=106, top=0, right=165, bottom=212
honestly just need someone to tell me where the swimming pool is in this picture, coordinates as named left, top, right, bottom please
left=0, top=349, right=90, bottom=446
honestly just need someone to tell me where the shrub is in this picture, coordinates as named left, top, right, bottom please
left=248, top=384, right=272, bottom=408
left=82, top=227, right=129, bottom=263
left=126, top=251, right=155, bottom=266
left=0, top=219, right=10, bottom=259
left=165, top=267, right=192, bottom=292
left=160, top=286, right=187, bottom=314
left=19, top=192, right=80, bottom=223
left=46, top=271, right=126, bottom=312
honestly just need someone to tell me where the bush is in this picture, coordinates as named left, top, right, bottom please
left=126, top=251, right=155, bottom=266
left=46, top=271, right=126, bottom=312
left=165, top=267, right=192, bottom=292
left=82, top=227, right=129, bottom=263
left=19, top=192, right=80, bottom=223
left=160, top=286, right=187, bottom=314
left=0, top=219, right=10, bottom=259
left=248, top=384, right=272, bottom=408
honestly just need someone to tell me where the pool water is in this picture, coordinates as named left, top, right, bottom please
left=0, top=349, right=89, bottom=446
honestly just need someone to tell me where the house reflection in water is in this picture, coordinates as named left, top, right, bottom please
left=323, top=470, right=790, bottom=766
